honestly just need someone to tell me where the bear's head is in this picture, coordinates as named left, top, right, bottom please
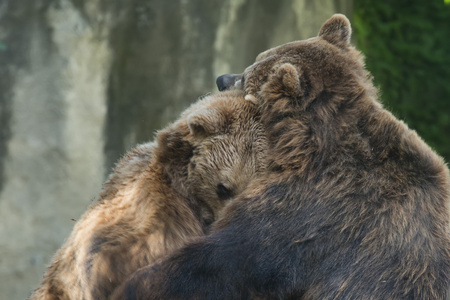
left=154, top=90, right=267, bottom=226
left=217, top=14, right=375, bottom=112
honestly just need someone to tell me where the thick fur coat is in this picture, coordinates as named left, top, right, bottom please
left=29, top=90, right=267, bottom=300
left=111, top=15, right=450, bottom=299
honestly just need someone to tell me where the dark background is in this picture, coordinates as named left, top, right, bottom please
left=354, top=0, right=450, bottom=161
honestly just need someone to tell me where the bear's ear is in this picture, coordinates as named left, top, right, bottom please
left=318, top=14, right=351, bottom=49
left=261, top=63, right=301, bottom=100
left=187, top=108, right=228, bottom=138
left=278, top=63, right=301, bottom=97
left=155, top=124, right=193, bottom=183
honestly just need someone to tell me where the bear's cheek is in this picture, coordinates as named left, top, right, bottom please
left=244, top=68, right=277, bottom=97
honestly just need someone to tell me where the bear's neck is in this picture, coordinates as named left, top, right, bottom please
left=261, top=89, right=396, bottom=177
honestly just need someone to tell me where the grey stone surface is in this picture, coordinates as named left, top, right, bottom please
left=0, top=0, right=351, bottom=298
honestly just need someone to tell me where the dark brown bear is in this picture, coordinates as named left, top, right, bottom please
left=29, top=90, right=267, bottom=300
left=111, top=14, right=450, bottom=299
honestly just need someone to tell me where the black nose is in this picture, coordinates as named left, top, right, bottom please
left=216, top=74, right=241, bottom=91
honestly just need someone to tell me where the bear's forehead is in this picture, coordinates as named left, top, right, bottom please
left=255, top=37, right=320, bottom=62
left=244, top=39, right=347, bottom=81
left=183, top=94, right=256, bottom=121
left=183, top=91, right=245, bottom=112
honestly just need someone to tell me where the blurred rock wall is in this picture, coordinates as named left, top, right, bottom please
left=0, top=0, right=351, bottom=298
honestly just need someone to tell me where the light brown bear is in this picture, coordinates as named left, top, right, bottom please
left=29, top=89, right=267, bottom=300
left=111, top=14, right=450, bottom=299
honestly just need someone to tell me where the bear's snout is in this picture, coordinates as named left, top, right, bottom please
left=216, top=74, right=241, bottom=91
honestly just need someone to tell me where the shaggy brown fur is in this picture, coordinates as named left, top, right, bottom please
left=111, top=14, right=450, bottom=299
left=29, top=90, right=267, bottom=300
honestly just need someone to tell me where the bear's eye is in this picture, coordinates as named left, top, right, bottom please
left=216, top=184, right=234, bottom=200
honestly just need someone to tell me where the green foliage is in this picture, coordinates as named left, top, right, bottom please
left=353, top=0, right=450, bottom=162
